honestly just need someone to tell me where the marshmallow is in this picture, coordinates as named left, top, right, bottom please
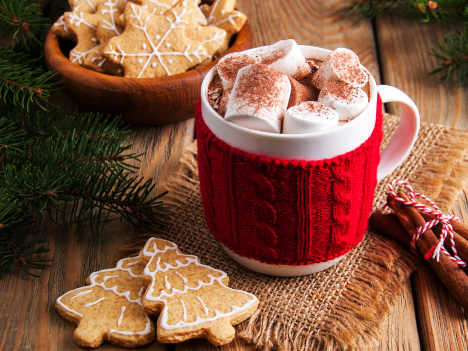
left=288, top=77, right=318, bottom=108
left=283, top=101, right=339, bottom=134
left=318, top=81, right=368, bottom=121
left=311, top=48, right=369, bottom=89
left=217, top=52, right=258, bottom=89
left=218, top=88, right=232, bottom=117
left=252, top=39, right=311, bottom=80
left=225, top=64, right=291, bottom=133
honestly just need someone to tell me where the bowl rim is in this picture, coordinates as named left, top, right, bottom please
left=44, top=20, right=253, bottom=91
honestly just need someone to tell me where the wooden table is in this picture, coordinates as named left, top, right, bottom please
left=2, top=1, right=468, bottom=350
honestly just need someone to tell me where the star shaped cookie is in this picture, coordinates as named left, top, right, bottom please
left=200, top=0, right=247, bottom=54
left=102, top=3, right=209, bottom=78
left=68, top=0, right=104, bottom=13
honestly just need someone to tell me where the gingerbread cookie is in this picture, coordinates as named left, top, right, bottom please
left=200, top=0, right=247, bottom=54
left=140, top=238, right=259, bottom=345
left=60, top=8, right=100, bottom=65
left=130, top=0, right=178, bottom=15
left=167, top=0, right=226, bottom=58
left=102, top=3, right=209, bottom=78
left=83, top=0, right=127, bottom=74
left=69, top=0, right=104, bottom=13
left=52, top=15, right=77, bottom=41
left=56, top=255, right=155, bottom=348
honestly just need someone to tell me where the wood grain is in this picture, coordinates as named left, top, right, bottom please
left=0, top=115, right=195, bottom=351
left=375, top=14, right=468, bottom=129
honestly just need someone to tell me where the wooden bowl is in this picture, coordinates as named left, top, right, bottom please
left=44, top=22, right=253, bottom=126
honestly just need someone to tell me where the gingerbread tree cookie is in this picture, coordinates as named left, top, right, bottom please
left=56, top=256, right=155, bottom=348
left=140, top=238, right=259, bottom=345
left=102, top=3, right=209, bottom=78
left=200, top=0, right=247, bottom=54
left=168, top=0, right=226, bottom=58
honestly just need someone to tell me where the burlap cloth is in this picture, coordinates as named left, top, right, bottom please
left=119, top=114, right=468, bottom=351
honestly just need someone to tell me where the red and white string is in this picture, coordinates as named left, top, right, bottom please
left=385, top=179, right=466, bottom=267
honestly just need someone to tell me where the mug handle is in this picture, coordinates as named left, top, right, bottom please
left=376, top=85, right=420, bottom=181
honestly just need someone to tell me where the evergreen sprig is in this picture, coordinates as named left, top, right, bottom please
left=0, top=0, right=49, bottom=49
left=348, top=0, right=467, bottom=22
left=0, top=48, right=57, bottom=110
left=0, top=194, right=51, bottom=278
left=431, top=27, right=468, bottom=85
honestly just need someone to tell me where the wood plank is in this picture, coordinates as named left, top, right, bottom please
left=0, top=114, right=195, bottom=350
left=375, top=13, right=468, bottom=351
left=375, top=14, right=468, bottom=129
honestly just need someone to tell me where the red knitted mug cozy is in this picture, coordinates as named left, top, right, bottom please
left=196, top=95, right=383, bottom=266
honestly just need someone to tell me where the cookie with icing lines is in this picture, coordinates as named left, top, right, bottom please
left=102, top=3, right=209, bottom=78
left=57, top=8, right=100, bottom=66
left=140, top=238, right=259, bottom=345
left=52, top=15, right=77, bottom=42
left=83, top=0, right=127, bottom=74
left=200, top=0, right=247, bottom=55
left=167, top=0, right=226, bottom=58
left=55, top=255, right=155, bottom=348
left=68, top=0, right=104, bottom=13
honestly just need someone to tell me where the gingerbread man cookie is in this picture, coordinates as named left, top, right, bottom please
left=140, top=238, right=259, bottom=345
left=102, top=3, right=209, bottom=78
left=56, top=255, right=155, bottom=348
left=200, top=0, right=246, bottom=55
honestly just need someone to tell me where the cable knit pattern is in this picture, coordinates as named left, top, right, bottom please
left=196, top=95, right=383, bottom=266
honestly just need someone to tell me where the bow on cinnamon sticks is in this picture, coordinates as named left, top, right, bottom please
left=369, top=180, right=468, bottom=310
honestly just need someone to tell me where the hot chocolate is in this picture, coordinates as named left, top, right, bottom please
left=207, top=40, right=370, bottom=134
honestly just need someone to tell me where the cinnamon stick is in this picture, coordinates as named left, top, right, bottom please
left=387, top=192, right=468, bottom=310
left=370, top=211, right=468, bottom=263
left=420, top=211, right=468, bottom=245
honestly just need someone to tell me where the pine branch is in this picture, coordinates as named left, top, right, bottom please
left=348, top=0, right=467, bottom=22
left=0, top=48, right=57, bottom=110
left=430, top=26, right=468, bottom=85
left=0, top=0, right=49, bottom=49
left=0, top=193, right=50, bottom=278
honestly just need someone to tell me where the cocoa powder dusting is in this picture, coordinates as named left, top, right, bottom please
left=332, top=50, right=367, bottom=86
left=322, top=81, right=363, bottom=103
left=208, top=75, right=223, bottom=112
left=256, top=46, right=288, bottom=65
left=292, top=102, right=334, bottom=119
left=218, top=54, right=257, bottom=82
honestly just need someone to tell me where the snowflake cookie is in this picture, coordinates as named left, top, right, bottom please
left=140, top=238, right=259, bottom=345
left=55, top=255, right=155, bottom=348
left=200, top=0, right=247, bottom=55
left=168, top=0, right=226, bottom=59
left=102, top=3, right=210, bottom=78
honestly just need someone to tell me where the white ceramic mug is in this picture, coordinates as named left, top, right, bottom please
left=198, top=45, right=420, bottom=276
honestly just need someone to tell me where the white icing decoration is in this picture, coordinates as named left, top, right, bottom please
left=68, top=8, right=97, bottom=30
left=180, top=299, right=187, bottom=322
left=196, top=296, right=209, bottom=316
left=103, top=275, right=119, bottom=282
left=84, top=297, right=106, bottom=307
left=205, top=1, right=242, bottom=27
left=156, top=34, right=161, bottom=39
left=200, top=30, right=226, bottom=46
left=103, top=4, right=210, bottom=77
left=56, top=255, right=153, bottom=340
left=70, top=289, right=93, bottom=300
left=142, top=238, right=258, bottom=330
left=175, top=272, right=187, bottom=283
left=142, top=43, right=147, bottom=49
left=127, top=261, right=139, bottom=266
left=160, top=11, right=164, bottom=15
left=166, top=42, right=171, bottom=48
left=139, top=287, right=145, bottom=296
left=117, top=306, right=126, bottom=326
left=85, top=0, right=97, bottom=12
left=101, top=0, right=123, bottom=36
left=108, top=315, right=152, bottom=340
left=152, top=62, right=157, bottom=68
left=168, top=59, right=173, bottom=64
left=164, top=276, right=171, bottom=290
left=138, top=59, right=143, bottom=63
left=70, top=44, right=100, bottom=65
left=54, top=16, right=68, bottom=33
left=91, top=37, right=97, bottom=42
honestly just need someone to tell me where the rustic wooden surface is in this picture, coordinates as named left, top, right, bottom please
left=2, top=0, right=468, bottom=350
